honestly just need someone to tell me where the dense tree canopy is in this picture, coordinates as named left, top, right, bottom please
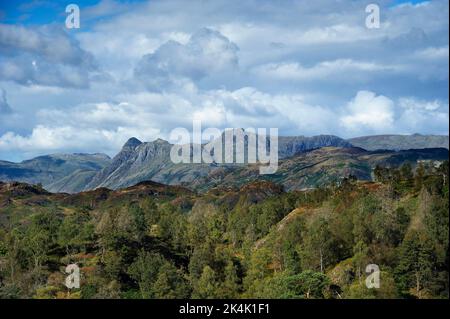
left=0, top=161, right=448, bottom=299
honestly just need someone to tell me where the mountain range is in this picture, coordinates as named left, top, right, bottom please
left=0, top=133, right=448, bottom=193
left=0, top=153, right=111, bottom=193
left=348, top=134, right=449, bottom=151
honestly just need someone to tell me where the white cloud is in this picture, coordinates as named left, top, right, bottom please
left=0, top=123, right=161, bottom=158
left=396, top=97, right=449, bottom=134
left=0, top=56, right=94, bottom=88
left=0, top=86, right=448, bottom=160
left=340, top=91, right=395, bottom=134
left=339, top=91, right=449, bottom=136
left=399, top=97, right=447, bottom=111
left=0, top=24, right=100, bottom=88
left=0, top=0, right=448, bottom=160
left=397, top=108, right=449, bottom=135
left=414, top=46, right=449, bottom=60
left=0, top=86, right=336, bottom=158
left=134, top=28, right=239, bottom=90
left=253, top=59, right=396, bottom=81
left=0, top=24, right=96, bottom=67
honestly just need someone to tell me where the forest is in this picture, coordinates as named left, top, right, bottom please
left=0, top=161, right=448, bottom=299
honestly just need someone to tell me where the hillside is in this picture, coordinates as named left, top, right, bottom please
left=1, top=134, right=448, bottom=193
left=0, top=153, right=111, bottom=193
left=0, top=161, right=448, bottom=299
left=86, top=143, right=449, bottom=192
left=0, top=134, right=349, bottom=193
left=348, top=134, right=449, bottom=151
left=83, top=134, right=352, bottom=191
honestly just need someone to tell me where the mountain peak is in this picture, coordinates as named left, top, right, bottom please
left=123, top=137, right=142, bottom=149
left=153, top=138, right=169, bottom=144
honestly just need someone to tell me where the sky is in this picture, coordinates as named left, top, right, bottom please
left=0, top=0, right=448, bottom=162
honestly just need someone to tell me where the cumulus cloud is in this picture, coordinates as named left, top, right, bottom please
left=0, top=0, right=448, bottom=160
left=0, top=24, right=99, bottom=88
left=0, top=87, right=334, bottom=158
left=0, top=56, right=94, bottom=88
left=0, top=125, right=159, bottom=158
left=134, top=28, right=239, bottom=90
left=340, top=91, right=395, bottom=134
left=397, top=108, right=448, bottom=135
left=0, top=24, right=96, bottom=67
left=0, top=102, right=163, bottom=158
left=339, top=92, right=449, bottom=136
left=396, top=97, right=449, bottom=134
left=0, top=86, right=448, bottom=160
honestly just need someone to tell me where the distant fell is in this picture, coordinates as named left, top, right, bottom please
left=348, top=134, right=449, bottom=151
left=1, top=133, right=448, bottom=193
left=0, top=153, right=111, bottom=193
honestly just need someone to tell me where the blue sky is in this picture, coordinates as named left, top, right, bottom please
left=0, top=0, right=145, bottom=25
left=0, top=0, right=448, bottom=161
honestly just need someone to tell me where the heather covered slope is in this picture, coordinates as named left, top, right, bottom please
left=189, top=147, right=449, bottom=191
